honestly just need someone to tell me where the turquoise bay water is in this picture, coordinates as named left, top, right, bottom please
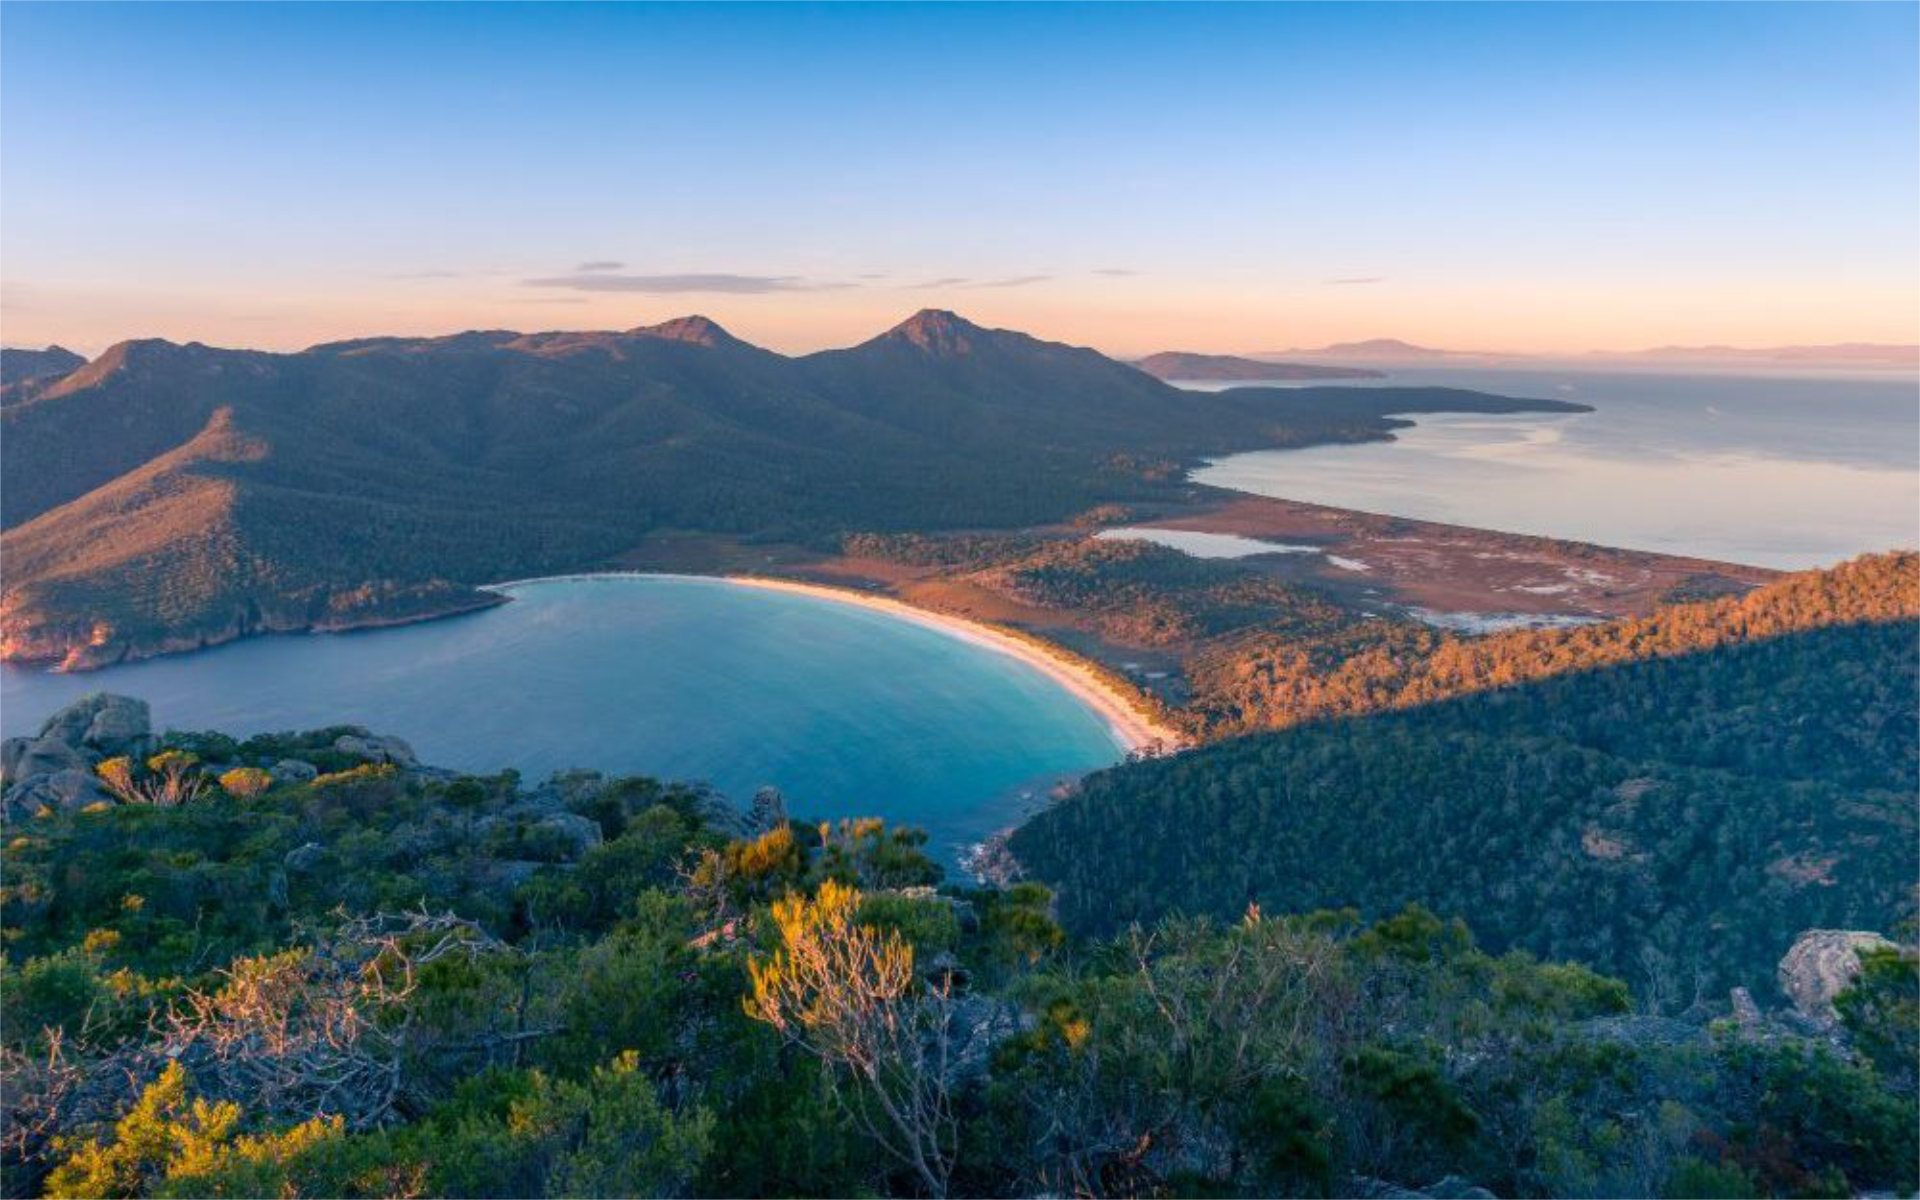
left=1191, top=367, right=1919, bottom=569
left=0, top=577, right=1126, bottom=860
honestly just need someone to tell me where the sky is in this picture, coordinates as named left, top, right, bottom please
left=3, top=2, right=1916, bottom=358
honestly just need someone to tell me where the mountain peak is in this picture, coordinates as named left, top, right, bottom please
left=0, top=344, right=88, bottom=387
left=630, top=315, right=741, bottom=349
left=880, top=309, right=989, bottom=355
left=1324, top=338, right=1437, bottom=355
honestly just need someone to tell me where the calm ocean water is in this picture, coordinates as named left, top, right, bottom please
left=0, top=577, right=1126, bottom=861
left=1191, top=366, right=1919, bottom=569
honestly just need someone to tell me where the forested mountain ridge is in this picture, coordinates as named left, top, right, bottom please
left=0, top=314, right=1585, bottom=670
left=1010, top=553, right=1920, bottom=1002
left=0, top=346, right=86, bottom=404
left=2, top=696, right=1913, bottom=1199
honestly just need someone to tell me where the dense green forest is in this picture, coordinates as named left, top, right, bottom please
left=1012, top=599, right=1918, bottom=1003
left=2, top=709, right=1914, bottom=1199
left=0, top=312, right=1581, bottom=668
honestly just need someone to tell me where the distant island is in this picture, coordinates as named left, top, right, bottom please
left=1262, top=337, right=1469, bottom=362
left=1130, top=351, right=1383, bottom=382
left=1250, top=337, right=1920, bottom=369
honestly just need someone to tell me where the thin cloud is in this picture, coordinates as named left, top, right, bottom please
left=574, top=260, right=625, bottom=273
left=387, top=269, right=464, bottom=280
left=1093, top=268, right=1138, bottom=277
left=972, top=275, right=1051, bottom=289
left=525, top=272, right=843, bottom=295
left=1324, top=276, right=1386, bottom=286
left=901, top=276, right=972, bottom=289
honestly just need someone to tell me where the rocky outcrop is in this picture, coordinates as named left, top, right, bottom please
left=270, top=759, right=319, bottom=785
left=333, top=731, right=417, bottom=767
left=536, top=812, right=603, bottom=857
left=284, top=842, right=327, bottom=873
left=4, top=736, right=89, bottom=784
left=2, top=694, right=151, bottom=819
left=689, top=786, right=751, bottom=838
left=6, top=768, right=114, bottom=816
left=506, top=770, right=607, bottom=820
left=1778, top=929, right=1896, bottom=1023
left=75, top=695, right=152, bottom=757
left=749, top=786, right=788, bottom=833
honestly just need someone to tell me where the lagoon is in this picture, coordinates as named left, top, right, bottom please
left=0, top=576, right=1129, bottom=861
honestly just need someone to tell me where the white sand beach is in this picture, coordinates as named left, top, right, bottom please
left=721, top=576, right=1186, bottom=755
left=483, top=571, right=1184, bottom=755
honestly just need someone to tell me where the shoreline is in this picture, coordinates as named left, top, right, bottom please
left=482, top=571, right=1186, bottom=756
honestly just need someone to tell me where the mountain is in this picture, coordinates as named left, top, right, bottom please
left=1130, top=351, right=1383, bottom=382
left=1012, top=552, right=1920, bottom=999
left=0, top=345, right=87, bottom=404
left=1263, top=337, right=1465, bottom=362
left=1, top=344, right=86, bottom=381
left=0, top=311, right=1585, bottom=669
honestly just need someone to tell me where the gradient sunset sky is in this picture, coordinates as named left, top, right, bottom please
left=3, top=2, right=1916, bottom=358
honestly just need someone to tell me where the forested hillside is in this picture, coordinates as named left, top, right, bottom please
left=1182, top=548, right=1918, bottom=733
left=0, top=313, right=1582, bottom=669
left=2, top=701, right=1913, bottom=1199
left=1012, top=555, right=1920, bottom=1002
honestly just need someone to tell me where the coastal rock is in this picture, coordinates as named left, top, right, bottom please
left=688, top=786, right=751, bottom=838
left=1779, top=930, right=1896, bottom=1022
left=2, top=737, right=33, bottom=787
left=960, top=832, right=1025, bottom=888
left=5, top=736, right=89, bottom=786
left=36, top=694, right=150, bottom=756
left=80, top=696, right=151, bottom=757
left=749, top=786, right=788, bottom=833
left=333, top=732, right=417, bottom=767
left=270, top=759, right=319, bottom=785
left=3, top=695, right=154, bottom=811
left=510, top=770, right=607, bottom=819
left=6, top=768, right=114, bottom=818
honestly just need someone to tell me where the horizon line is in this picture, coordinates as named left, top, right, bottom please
left=6, top=312, right=1918, bottom=367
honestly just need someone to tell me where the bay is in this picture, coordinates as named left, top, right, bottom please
left=0, top=576, right=1127, bottom=861
left=1190, top=366, right=1918, bottom=569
